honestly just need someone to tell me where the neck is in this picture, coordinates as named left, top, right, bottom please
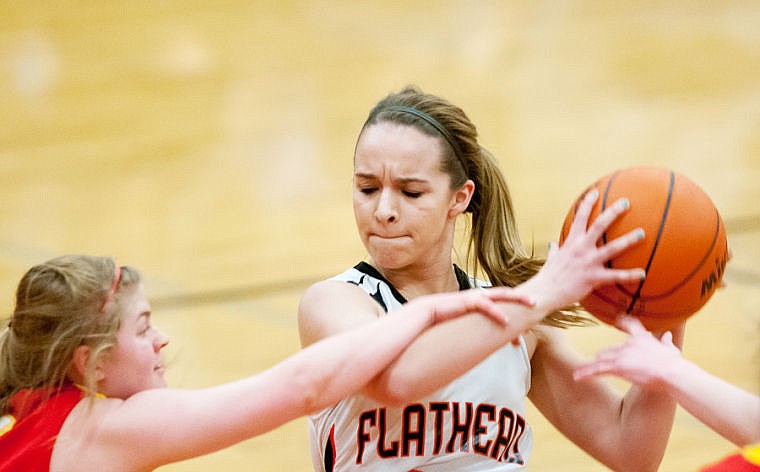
left=372, top=258, right=461, bottom=300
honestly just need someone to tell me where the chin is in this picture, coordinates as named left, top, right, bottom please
left=154, top=374, right=168, bottom=388
left=369, top=247, right=408, bottom=266
left=371, top=255, right=408, bottom=271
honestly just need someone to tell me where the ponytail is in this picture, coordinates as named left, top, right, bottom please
left=465, top=148, right=592, bottom=328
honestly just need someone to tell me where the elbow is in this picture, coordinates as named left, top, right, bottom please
left=596, top=434, right=667, bottom=472
left=734, top=430, right=760, bottom=448
left=618, top=462, right=661, bottom=472
left=300, top=382, right=323, bottom=415
left=364, top=372, right=428, bottom=407
left=627, top=463, right=661, bottom=472
left=606, top=451, right=665, bottom=472
left=286, top=362, right=334, bottom=415
left=366, top=386, right=410, bottom=407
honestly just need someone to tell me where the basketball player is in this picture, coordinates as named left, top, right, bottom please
left=299, top=85, right=679, bottom=471
left=575, top=315, right=760, bottom=470
left=0, top=254, right=530, bottom=471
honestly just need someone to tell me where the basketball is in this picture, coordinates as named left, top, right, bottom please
left=559, top=166, right=729, bottom=331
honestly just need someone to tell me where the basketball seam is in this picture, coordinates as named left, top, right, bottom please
left=600, top=171, right=618, bottom=265
left=637, top=207, right=723, bottom=300
left=625, top=170, right=675, bottom=313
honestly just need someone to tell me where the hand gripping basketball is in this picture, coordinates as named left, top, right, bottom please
left=532, top=186, right=646, bottom=315
left=560, top=167, right=729, bottom=331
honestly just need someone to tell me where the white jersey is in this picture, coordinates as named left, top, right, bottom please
left=308, top=262, right=533, bottom=471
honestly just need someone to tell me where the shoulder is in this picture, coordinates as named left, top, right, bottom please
left=53, top=396, right=125, bottom=469
left=60, top=395, right=123, bottom=435
left=298, top=278, right=384, bottom=347
left=299, top=263, right=381, bottom=306
left=299, top=278, right=377, bottom=312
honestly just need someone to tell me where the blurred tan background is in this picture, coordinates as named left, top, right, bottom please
left=1, top=1, right=759, bottom=470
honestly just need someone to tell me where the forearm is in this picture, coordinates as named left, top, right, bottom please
left=601, top=329, right=686, bottom=471
left=369, top=299, right=542, bottom=403
left=285, top=308, right=432, bottom=414
left=667, top=359, right=760, bottom=446
left=370, top=266, right=587, bottom=403
left=534, top=330, right=675, bottom=472
left=610, top=385, right=677, bottom=472
left=120, top=310, right=434, bottom=464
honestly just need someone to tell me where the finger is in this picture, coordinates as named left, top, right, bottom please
left=567, top=188, right=599, bottom=237
left=589, top=346, right=626, bottom=364
left=470, top=298, right=510, bottom=326
left=462, top=289, right=531, bottom=325
left=596, top=227, right=645, bottom=262
left=573, top=361, right=613, bottom=381
left=661, top=331, right=678, bottom=349
left=615, top=315, right=647, bottom=335
left=605, top=268, right=647, bottom=285
left=426, top=292, right=487, bottom=324
left=483, top=287, right=535, bottom=307
left=573, top=366, right=595, bottom=381
left=586, top=197, right=630, bottom=241
left=592, top=268, right=646, bottom=287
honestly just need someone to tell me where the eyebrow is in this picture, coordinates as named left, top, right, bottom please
left=354, top=172, right=429, bottom=185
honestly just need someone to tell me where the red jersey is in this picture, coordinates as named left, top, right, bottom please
left=0, top=384, right=84, bottom=472
left=700, top=444, right=760, bottom=472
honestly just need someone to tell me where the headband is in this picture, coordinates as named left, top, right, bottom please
left=381, top=105, right=467, bottom=173
left=100, top=265, right=122, bottom=313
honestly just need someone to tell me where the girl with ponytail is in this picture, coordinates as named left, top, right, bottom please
left=299, top=85, right=679, bottom=471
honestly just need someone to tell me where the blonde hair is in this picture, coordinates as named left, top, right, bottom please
left=0, top=255, right=140, bottom=413
left=361, top=86, right=591, bottom=327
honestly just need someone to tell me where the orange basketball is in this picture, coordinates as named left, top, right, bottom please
left=559, top=167, right=728, bottom=331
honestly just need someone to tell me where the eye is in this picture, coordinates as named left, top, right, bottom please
left=403, top=190, right=422, bottom=198
left=138, top=322, right=151, bottom=335
left=359, top=187, right=377, bottom=195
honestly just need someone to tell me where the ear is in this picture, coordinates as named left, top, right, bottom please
left=449, top=179, right=475, bottom=217
left=70, top=345, right=106, bottom=383
left=70, top=345, right=91, bottom=384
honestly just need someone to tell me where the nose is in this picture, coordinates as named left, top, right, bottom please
left=154, top=329, right=170, bottom=351
left=375, top=189, right=398, bottom=223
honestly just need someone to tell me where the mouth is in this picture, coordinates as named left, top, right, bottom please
left=369, top=233, right=408, bottom=241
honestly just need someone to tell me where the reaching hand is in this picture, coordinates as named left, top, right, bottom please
left=409, top=287, right=535, bottom=327
left=532, top=188, right=646, bottom=312
left=573, top=316, right=683, bottom=391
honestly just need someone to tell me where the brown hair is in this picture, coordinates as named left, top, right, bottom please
left=360, top=85, right=590, bottom=327
left=0, top=255, right=140, bottom=413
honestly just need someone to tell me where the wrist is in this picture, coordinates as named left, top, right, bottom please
left=411, top=297, right=437, bottom=329
left=515, top=277, right=563, bottom=320
left=654, top=354, right=690, bottom=393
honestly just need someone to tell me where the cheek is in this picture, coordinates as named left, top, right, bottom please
left=353, top=200, right=371, bottom=224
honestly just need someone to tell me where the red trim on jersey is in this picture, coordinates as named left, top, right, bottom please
left=324, top=423, right=336, bottom=472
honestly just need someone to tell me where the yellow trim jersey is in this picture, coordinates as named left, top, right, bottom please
left=308, top=262, right=534, bottom=471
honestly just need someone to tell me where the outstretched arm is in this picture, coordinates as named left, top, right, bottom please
left=92, top=288, right=530, bottom=470
left=575, top=316, right=760, bottom=447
